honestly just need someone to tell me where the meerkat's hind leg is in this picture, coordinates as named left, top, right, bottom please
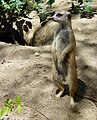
left=56, top=90, right=64, bottom=98
left=70, top=96, right=75, bottom=107
left=69, top=84, right=76, bottom=107
left=54, top=81, right=64, bottom=98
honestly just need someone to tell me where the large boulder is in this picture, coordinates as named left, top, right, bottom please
left=31, top=20, right=58, bottom=46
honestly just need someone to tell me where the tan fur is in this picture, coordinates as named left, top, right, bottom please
left=52, top=11, right=78, bottom=107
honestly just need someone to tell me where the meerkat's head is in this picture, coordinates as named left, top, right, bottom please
left=53, top=11, right=71, bottom=24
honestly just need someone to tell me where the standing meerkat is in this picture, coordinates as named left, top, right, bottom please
left=52, top=11, right=77, bottom=107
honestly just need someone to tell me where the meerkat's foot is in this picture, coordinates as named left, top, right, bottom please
left=70, top=97, right=75, bottom=108
left=55, top=90, right=64, bottom=98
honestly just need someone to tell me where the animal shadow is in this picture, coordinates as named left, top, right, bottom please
left=56, top=79, right=86, bottom=102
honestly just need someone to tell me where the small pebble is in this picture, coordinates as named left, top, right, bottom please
left=78, top=28, right=81, bottom=32
left=34, top=52, right=40, bottom=57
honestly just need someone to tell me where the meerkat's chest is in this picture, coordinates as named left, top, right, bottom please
left=54, top=30, right=70, bottom=51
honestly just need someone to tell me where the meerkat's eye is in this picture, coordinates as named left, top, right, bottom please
left=56, top=13, right=63, bottom=17
left=67, top=13, right=71, bottom=19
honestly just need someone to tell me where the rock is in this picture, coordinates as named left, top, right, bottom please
left=32, top=20, right=58, bottom=46
left=34, top=52, right=40, bottom=57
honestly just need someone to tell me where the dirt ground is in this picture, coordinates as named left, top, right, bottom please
left=0, top=1, right=97, bottom=119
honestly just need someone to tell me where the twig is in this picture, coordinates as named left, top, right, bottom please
left=25, top=104, right=51, bottom=120
left=12, top=73, right=19, bottom=84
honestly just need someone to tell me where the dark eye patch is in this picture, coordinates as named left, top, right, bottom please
left=56, top=13, right=63, bottom=17
left=67, top=13, right=71, bottom=19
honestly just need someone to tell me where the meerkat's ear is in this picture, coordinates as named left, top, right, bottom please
left=67, top=13, right=71, bottom=20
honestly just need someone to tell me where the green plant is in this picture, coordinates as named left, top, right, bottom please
left=71, top=0, right=94, bottom=18
left=47, top=0, right=55, bottom=8
left=0, top=96, right=24, bottom=117
left=33, top=0, right=55, bottom=22
left=0, top=0, right=25, bottom=15
left=0, top=0, right=55, bottom=24
left=80, top=0, right=94, bottom=18
left=84, top=3, right=91, bottom=12
left=83, top=0, right=92, bottom=12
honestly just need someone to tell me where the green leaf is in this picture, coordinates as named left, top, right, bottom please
left=6, top=107, right=11, bottom=113
left=1, top=0, right=10, bottom=9
left=15, top=96, right=21, bottom=105
left=16, top=0, right=23, bottom=6
left=84, top=4, right=91, bottom=12
left=4, top=99, right=13, bottom=108
left=8, top=99, right=12, bottom=104
left=39, top=12, right=47, bottom=22
left=38, top=3, right=44, bottom=8
left=47, top=0, right=55, bottom=5
left=87, top=0, right=92, bottom=2
left=17, top=105, right=21, bottom=113
left=0, top=109, right=1, bottom=116
left=0, top=106, right=7, bottom=116
left=8, top=0, right=24, bottom=12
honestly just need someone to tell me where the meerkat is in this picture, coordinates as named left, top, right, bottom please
left=52, top=11, right=77, bottom=107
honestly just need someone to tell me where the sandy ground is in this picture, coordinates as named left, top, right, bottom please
left=0, top=10, right=97, bottom=120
